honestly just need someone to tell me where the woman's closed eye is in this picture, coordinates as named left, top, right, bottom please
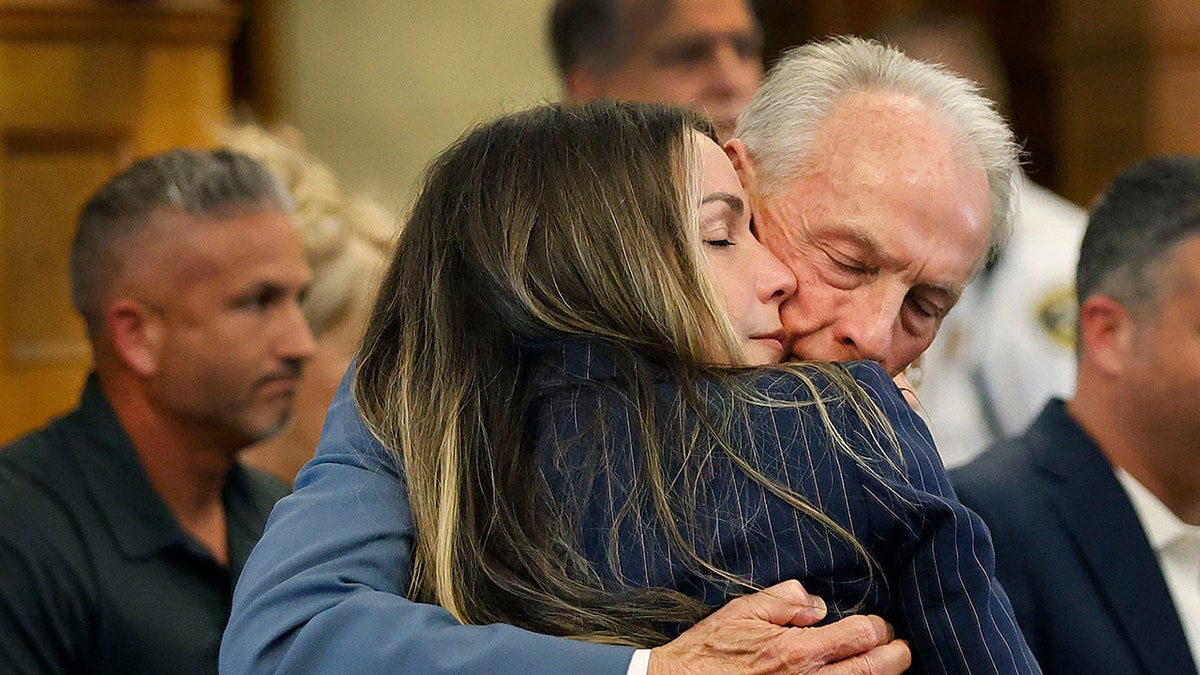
left=700, top=192, right=746, bottom=249
left=702, top=222, right=736, bottom=248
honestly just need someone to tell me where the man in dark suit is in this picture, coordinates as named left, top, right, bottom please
left=951, top=154, right=1200, bottom=675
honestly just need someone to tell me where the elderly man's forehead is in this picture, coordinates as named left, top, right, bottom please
left=805, top=91, right=979, bottom=168
left=757, top=91, right=994, bottom=274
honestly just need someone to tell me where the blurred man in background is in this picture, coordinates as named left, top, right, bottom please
left=225, top=125, right=393, bottom=486
left=549, top=0, right=763, bottom=140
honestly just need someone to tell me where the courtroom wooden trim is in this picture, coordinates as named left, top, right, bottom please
left=0, top=0, right=240, bottom=44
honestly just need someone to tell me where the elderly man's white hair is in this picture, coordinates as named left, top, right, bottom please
left=734, top=35, right=1020, bottom=257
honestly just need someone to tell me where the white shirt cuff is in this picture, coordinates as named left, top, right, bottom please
left=625, top=648, right=652, bottom=675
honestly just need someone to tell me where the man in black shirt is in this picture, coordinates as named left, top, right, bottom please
left=0, top=149, right=316, bottom=674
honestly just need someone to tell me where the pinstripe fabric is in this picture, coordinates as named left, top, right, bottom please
left=531, top=340, right=1041, bottom=675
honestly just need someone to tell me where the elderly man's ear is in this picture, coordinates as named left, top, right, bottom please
left=106, top=299, right=163, bottom=377
left=724, top=139, right=759, bottom=195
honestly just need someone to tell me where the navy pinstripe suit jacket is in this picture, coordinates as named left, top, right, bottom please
left=532, top=340, right=1040, bottom=675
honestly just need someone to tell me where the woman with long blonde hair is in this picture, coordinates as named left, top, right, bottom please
left=226, top=100, right=1037, bottom=674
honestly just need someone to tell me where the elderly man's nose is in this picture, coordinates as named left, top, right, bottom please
left=834, top=313, right=895, bottom=364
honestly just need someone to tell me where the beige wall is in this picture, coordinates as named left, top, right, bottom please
left=277, top=0, right=561, bottom=214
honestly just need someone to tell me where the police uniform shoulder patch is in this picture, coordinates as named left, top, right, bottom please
left=1037, top=286, right=1077, bottom=349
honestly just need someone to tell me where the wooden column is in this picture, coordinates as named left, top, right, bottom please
left=0, top=0, right=239, bottom=443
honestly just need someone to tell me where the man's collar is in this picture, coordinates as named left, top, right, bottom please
left=72, top=374, right=192, bottom=560
left=1115, top=468, right=1200, bottom=552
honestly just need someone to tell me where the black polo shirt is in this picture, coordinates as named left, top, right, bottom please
left=0, top=375, right=288, bottom=674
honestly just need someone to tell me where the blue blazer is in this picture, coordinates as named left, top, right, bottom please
left=223, top=341, right=1037, bottom=674
left=220, top=364, right=633, bottom=674
left=951, top=400, right=1197, bottom=675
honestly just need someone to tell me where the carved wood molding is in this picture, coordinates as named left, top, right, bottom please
left=0, top=0, right=240, bottom=44
left=4, top=125, right=133, bottom=154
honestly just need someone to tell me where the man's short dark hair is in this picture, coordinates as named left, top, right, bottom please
left=70, top=148, right=292, bottom=333
left=1077, top=154, right=1200, bottom=311
left=548, top=0, right=623, bottom=78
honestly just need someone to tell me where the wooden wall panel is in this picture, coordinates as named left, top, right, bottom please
left=137, top=45, right=232, bottom=151
left=2, top=131, right=128, bottom=363
left=1148, top=52, right=1200, bottom=155
left=0, top=0, right=238, bottom=444
left=1054, top=47, right=1151, bottom=204
left=1146, top=0, right=1200, bottom=156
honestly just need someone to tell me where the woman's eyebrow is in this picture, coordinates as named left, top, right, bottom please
left=701, top=192, right=744, bottom=215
